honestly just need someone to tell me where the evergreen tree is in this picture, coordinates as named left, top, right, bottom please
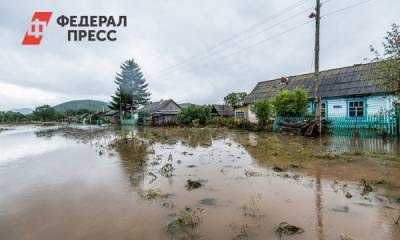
left=109, top=59, right=151, bottom=111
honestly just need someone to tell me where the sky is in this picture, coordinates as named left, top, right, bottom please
left=0, top=0, right=399, bottom=110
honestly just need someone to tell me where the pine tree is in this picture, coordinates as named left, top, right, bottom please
left=109, top=59, right=151, bottom=111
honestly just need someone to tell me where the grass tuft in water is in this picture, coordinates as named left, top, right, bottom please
left=275, top=222, right=304, bottom=238
left=186, top=179, right=202, bottom=190
left=146, top=189, right=170, bottom=200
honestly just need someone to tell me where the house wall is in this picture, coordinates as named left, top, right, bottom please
left=247, top=107, right=258, bottom=123
left=234, top=105, right=248, bottom=121
left=234, top=105, right=258, bottom=123
left=307, top=95, right=398, bottom=117
left=163, top=101, right=181, bottom=111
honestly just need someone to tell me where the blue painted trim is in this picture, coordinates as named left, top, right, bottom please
left=346, top=98, right=367, bottom=119
left=321, top=100, right=328, bottom=118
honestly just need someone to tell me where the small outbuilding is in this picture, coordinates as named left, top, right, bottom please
left=103, top=110, right=121, bottom=124
left=210, top=104, right=234, bottom=118
left=139, top=99, right=181, bottom=126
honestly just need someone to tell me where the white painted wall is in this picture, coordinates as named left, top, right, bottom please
left=327, top=99, right=347, bottom=117
left=307, top=95, right=398, bottom=117
left=247, top=106, right=258, bottom=123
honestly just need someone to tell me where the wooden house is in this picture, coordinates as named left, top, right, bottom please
left=139, top=99, right=181, bottom=126
left=103, top=110, right=121, bottom=124
left=210, top=104, right=234, bottom=118
left=236, top=63, right=399, bottom=122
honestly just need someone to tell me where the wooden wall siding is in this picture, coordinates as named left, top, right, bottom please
left=163, top=101, right=181, bottom=111
left=327, top=99, right=347, bottom=117
left=234, top=106, right=249, bottom=121
left=247, top=107, right=258, bottom=123
left=306, top=95, right=398, bottom=118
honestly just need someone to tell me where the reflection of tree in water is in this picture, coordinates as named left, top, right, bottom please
left=108, top=136, right=149, bottom=194
left=135, top=127, right=226, bottom=148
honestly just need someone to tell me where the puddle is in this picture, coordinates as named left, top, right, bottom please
left=0, top=125, right=399, bottom=239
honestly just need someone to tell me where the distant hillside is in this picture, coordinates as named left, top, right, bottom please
left=54, top=100, right=109, bottom=112
left=9, top=108, right=33, bottom=114
left=179, top=103, right=195, bottom=108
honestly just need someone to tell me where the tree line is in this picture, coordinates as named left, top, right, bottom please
left=0, top=105, right=97, bottom=123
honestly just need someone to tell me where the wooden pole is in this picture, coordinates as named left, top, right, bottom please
left=314, top=0, right=322, bottom=136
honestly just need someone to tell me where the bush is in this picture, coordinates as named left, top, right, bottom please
left=207, top=117, right=235, bottom=128
left=252, top=99, right=272, bottom=126
left=177, top=105, right=211, bottom=125
left=271, top=88, right=309, bottom=117
left=235, top=120, right=262, bottom=131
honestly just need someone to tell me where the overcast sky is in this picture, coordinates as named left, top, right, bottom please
left=0, top=0, right=399, bottom=110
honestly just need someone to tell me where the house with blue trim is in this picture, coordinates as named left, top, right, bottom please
left=235, top=63, right=399, bottom=122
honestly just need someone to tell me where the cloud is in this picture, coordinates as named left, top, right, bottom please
left=0, top=0, right=399, bottom=110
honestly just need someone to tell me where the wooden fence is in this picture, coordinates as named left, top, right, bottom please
left=273, top=113, right=400, bottom=139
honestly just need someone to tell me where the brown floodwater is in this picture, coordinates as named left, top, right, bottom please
left=0, top=124, right=399, bottom=240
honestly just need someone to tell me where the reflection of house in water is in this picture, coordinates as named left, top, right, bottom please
left=134, top=127, right=225, bottom=147
left=325, top=136, right=400, bottom=154
left=109, top=137, right=149, bottom=193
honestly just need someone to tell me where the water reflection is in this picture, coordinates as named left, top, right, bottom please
left=0, top=125, right=399, bottom=240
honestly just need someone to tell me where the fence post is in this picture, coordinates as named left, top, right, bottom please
left=397, top=110, right=400, bottom=139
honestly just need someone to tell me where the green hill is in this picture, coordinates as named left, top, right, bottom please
left=54, top=100, right=109, bottom=112
left=179, top=103, right=195, bottom=108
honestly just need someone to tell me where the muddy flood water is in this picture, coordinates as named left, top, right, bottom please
left=0, top=125, right=399, bottom=240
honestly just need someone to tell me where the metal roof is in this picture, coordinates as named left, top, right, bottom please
left=244, top=63, right=386, bottom=104
left=211, top=104, right=233, bottom=116
left=139, top=99, right=181, bottom=113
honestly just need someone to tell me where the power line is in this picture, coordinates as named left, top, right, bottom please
left=150, top=0, right=373, bottom=81
left=154, top=0, right=310, bottom=75
left=322, top=0, right=374, bottom=17
left=151, top=0, right=337, bottom=79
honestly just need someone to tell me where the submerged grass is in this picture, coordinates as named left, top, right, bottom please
left=146, top=189, right=170, bottom=200
left=166, top=207, right=204, bottom=238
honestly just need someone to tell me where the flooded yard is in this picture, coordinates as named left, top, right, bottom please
left=0, top=125, right=399, bottom=240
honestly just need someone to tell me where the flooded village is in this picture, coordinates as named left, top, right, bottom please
left=0, top=125, right=399, bottom=240
left=1, top=60, right=400, bottom=239
left=1, top=1, right=400, bottom=240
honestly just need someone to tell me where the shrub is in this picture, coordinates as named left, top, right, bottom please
left=252, top=99, right=272, bottom=126
left=271, top=88, right=309, bottom=117
left=177, top=105, right=211, bottom=125
left=207, top=116, right=235, bottom=128
left=235, top=120, right=262, bottom=131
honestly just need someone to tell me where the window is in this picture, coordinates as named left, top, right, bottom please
left=235, top=112, right=245, bottom=119
left=321, top=102, right=326, bottom=118
left=313, top=102, right=327, bottom=118
left=348, top=100, right=365, bottom=117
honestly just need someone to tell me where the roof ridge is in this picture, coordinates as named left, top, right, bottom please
left=255, top=62, right=371, bottom=85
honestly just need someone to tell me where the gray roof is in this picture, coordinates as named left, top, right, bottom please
left=245, top=63, right=386, bottom=104
left=211, top=104, right=233, bottom=116
left=139, top=99, right=181, bottom=113
left=103, top=110, right=120, bottom=116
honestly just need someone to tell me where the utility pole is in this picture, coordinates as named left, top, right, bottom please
left=314, top=0, right=322, bottom=136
